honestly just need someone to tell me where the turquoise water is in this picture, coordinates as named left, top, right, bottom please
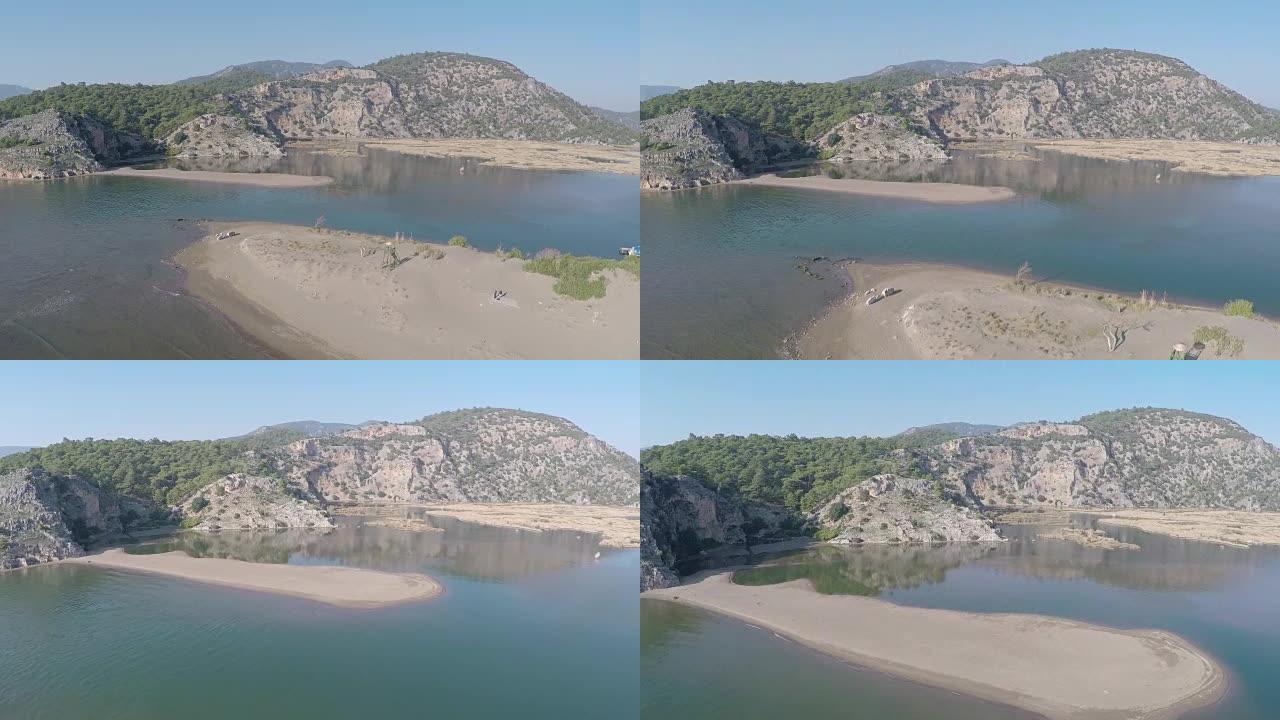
left=641, top=149, right=1280, bottom=358
left=0, top=515, right=639, bottom=719
left=642, top=518, right=1280, bottom=718
left=0, top=147, right=636, bottom=358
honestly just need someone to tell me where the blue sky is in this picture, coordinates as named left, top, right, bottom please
left=640, top=362, right=1280, bottom=447
left=0, top=362, right=640, bottom=456
left=2, top=1, right=636, bottom=109
left=640, top=0, right=1280, bottom=108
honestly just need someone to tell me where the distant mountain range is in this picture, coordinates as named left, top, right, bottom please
left=0, top=446, right=34, bottom=458
left=175, top=59, right=354, bottom=85
left=641, top=85, right=682, bottom=101
left=590, top=106, right=641, bottom=130
left=842, top=58, right=1010, bottom=83
left=0, top=85, right=32, bottom=100
left=896, top=422, right=1004, bottom=440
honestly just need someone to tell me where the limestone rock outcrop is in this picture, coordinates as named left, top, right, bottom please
left=813, top=113, right=948, bottom=163
left=810, top=474, right=1002, bottom=545
left=164, top=114, right=284, bottom=158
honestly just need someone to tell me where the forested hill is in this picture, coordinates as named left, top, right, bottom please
left=641, top=408, right=1280, bottom=515
left=642, top=48, right=1280, bottom=146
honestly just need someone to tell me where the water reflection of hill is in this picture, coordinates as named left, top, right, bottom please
left=128, top=513, right=604, bottom=582
left=733, top=543, right=998, bottom=595
left=983, top=522, right=1273, bottom=591
left=785, top=147, right=1215, bottom=200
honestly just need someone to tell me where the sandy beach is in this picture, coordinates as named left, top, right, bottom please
left=801, top=261, right=1280, bottom=359
left=647, top=571, right=1225, bottom=720
left=297, top=138, right=640, bottom=174
left=175, top=222, right=638, bottom=359
left=335, top=503, right=640, bottom=548
left=103, top=167, right=335, bottom=188
left=68, top=548, right=442, bottom=608
left=738, top=172, right=1017, bottom=203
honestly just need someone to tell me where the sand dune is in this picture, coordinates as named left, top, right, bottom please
left=738, top=172, right=1016, bottom=203
left=176, top=222, right=639, bottom=359
left=103, top=167, right=334, bottom=188
left=646, top=571, right=1224, bottom=720
left=802, top=262, right=1280, bottom=359
left=69, top=548, right=441, bottom=608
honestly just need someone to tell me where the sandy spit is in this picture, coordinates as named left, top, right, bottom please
left=1080, top=508, right=1280, bottom=549
left=296, top=138, right=640, bottom=175
left=175, top=222, right=638, bottom=359
left=68, top=548, right=441, bottom=608
left=646, top=571, right=1225, bottom=720
left=102, top=167, right=334, bottom=188
left=335, top=503, right=640, bottom=549
left=1029, top=139, right=1280, bottom=177
left=738, top=172, right=1016, bottom=203
left=800, top=261, right=1280, bottom=359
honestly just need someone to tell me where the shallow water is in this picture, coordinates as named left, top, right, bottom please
left=0, top=147, right=636, bottom=358
left=641, top=148, right=1280, bottom=358
left=642, top=516, right=1280, bottom=718
left=0, top=514, right=639, bottom=719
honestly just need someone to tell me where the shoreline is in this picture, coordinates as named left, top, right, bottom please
left=102, top=166, right=335, bottom=188
left=333, top=502, right=641, bottom=549
left=646, top=570, right=1226, bottom=720
left=174, top=221, right=639, bottom=359
left=799, top=260, right=1280, bottom=359
left=65, top=548, right=442, bottom=608
left=294, top=138, right=640, bottom=175
left=736, top=172, right=1017, bottom=204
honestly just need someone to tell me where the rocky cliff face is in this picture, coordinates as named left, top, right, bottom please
left=164, top=114, right=284, bottom=158
left=232, top=53, right=637, bottom=145
left=271, top=408, right=639, bottom=507
left=179, top=474, right=333, bottom=531
left=0, top=468, right=134, bottom=569
left=917, top=408, right=1280, bottom=510
left=811, top=474, right=1001, bottom=544
left=0, top=109, right=150, bottom=179
left=814, top=113, right=948, bottom=163
left=905, top=50, right=1280, bottom=144
left=640, top=471, right=798, bottom=591
left=640, top=108, right=803, bottom=189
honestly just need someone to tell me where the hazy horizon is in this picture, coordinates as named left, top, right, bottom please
left=0, top=1, right=636, bottom=110
left=0, top=362, right=641, bottom=457
left=639, top=0, right=1280, bottom=108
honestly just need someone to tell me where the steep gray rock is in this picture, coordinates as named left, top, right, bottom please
left=163, top=114, right=284, bottom=158
left=640, top=471, right=798, bottom=591
left=916, top=408, right=1280, bottom=510
left=232, top=53, right=638, bottom=145
left=179, top=474, right=333, bottom=531
left=271, top=408, right=639, bottom=507
left=814, top=113, right=948, bottom=163
left=903, top=50, right=1280, bottom=144
left=0, top=468, right=140, bottom=569
left=640, top=108, right=804, bottom=189
left=0, top=109, right=148, bottom=179
left=811, top=474, right=1001, bottom=544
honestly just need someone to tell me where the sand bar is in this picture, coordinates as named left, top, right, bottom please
left=647, top=571, right=1224, bottom=720
left=1080, top=508, right=1280, bottom=549
left=1029, top=139, right=1280, bottom=177
left=103, top=167, right=334, bottom=188
left=176, top=222, right=638, bottom=359
left=297, top=138, right=640, bottom=174
left=335, top=503, right=640, bottom=548
left=739, top=172, right=1016, bottom=203
left=801, top=261, right=1280, bottom=359
left=68, top=548, right=441, bottom=608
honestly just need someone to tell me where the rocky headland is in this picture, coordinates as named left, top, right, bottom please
left=0, top=109, right=146, bottom=179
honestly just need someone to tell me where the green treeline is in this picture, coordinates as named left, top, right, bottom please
left=0, top=74, right=266, bottom=142
left=0, top=438, right=275, bottom=506
left=640, top=74, right=925, bottom=143
left=641, top=433, right=944, bottom=513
